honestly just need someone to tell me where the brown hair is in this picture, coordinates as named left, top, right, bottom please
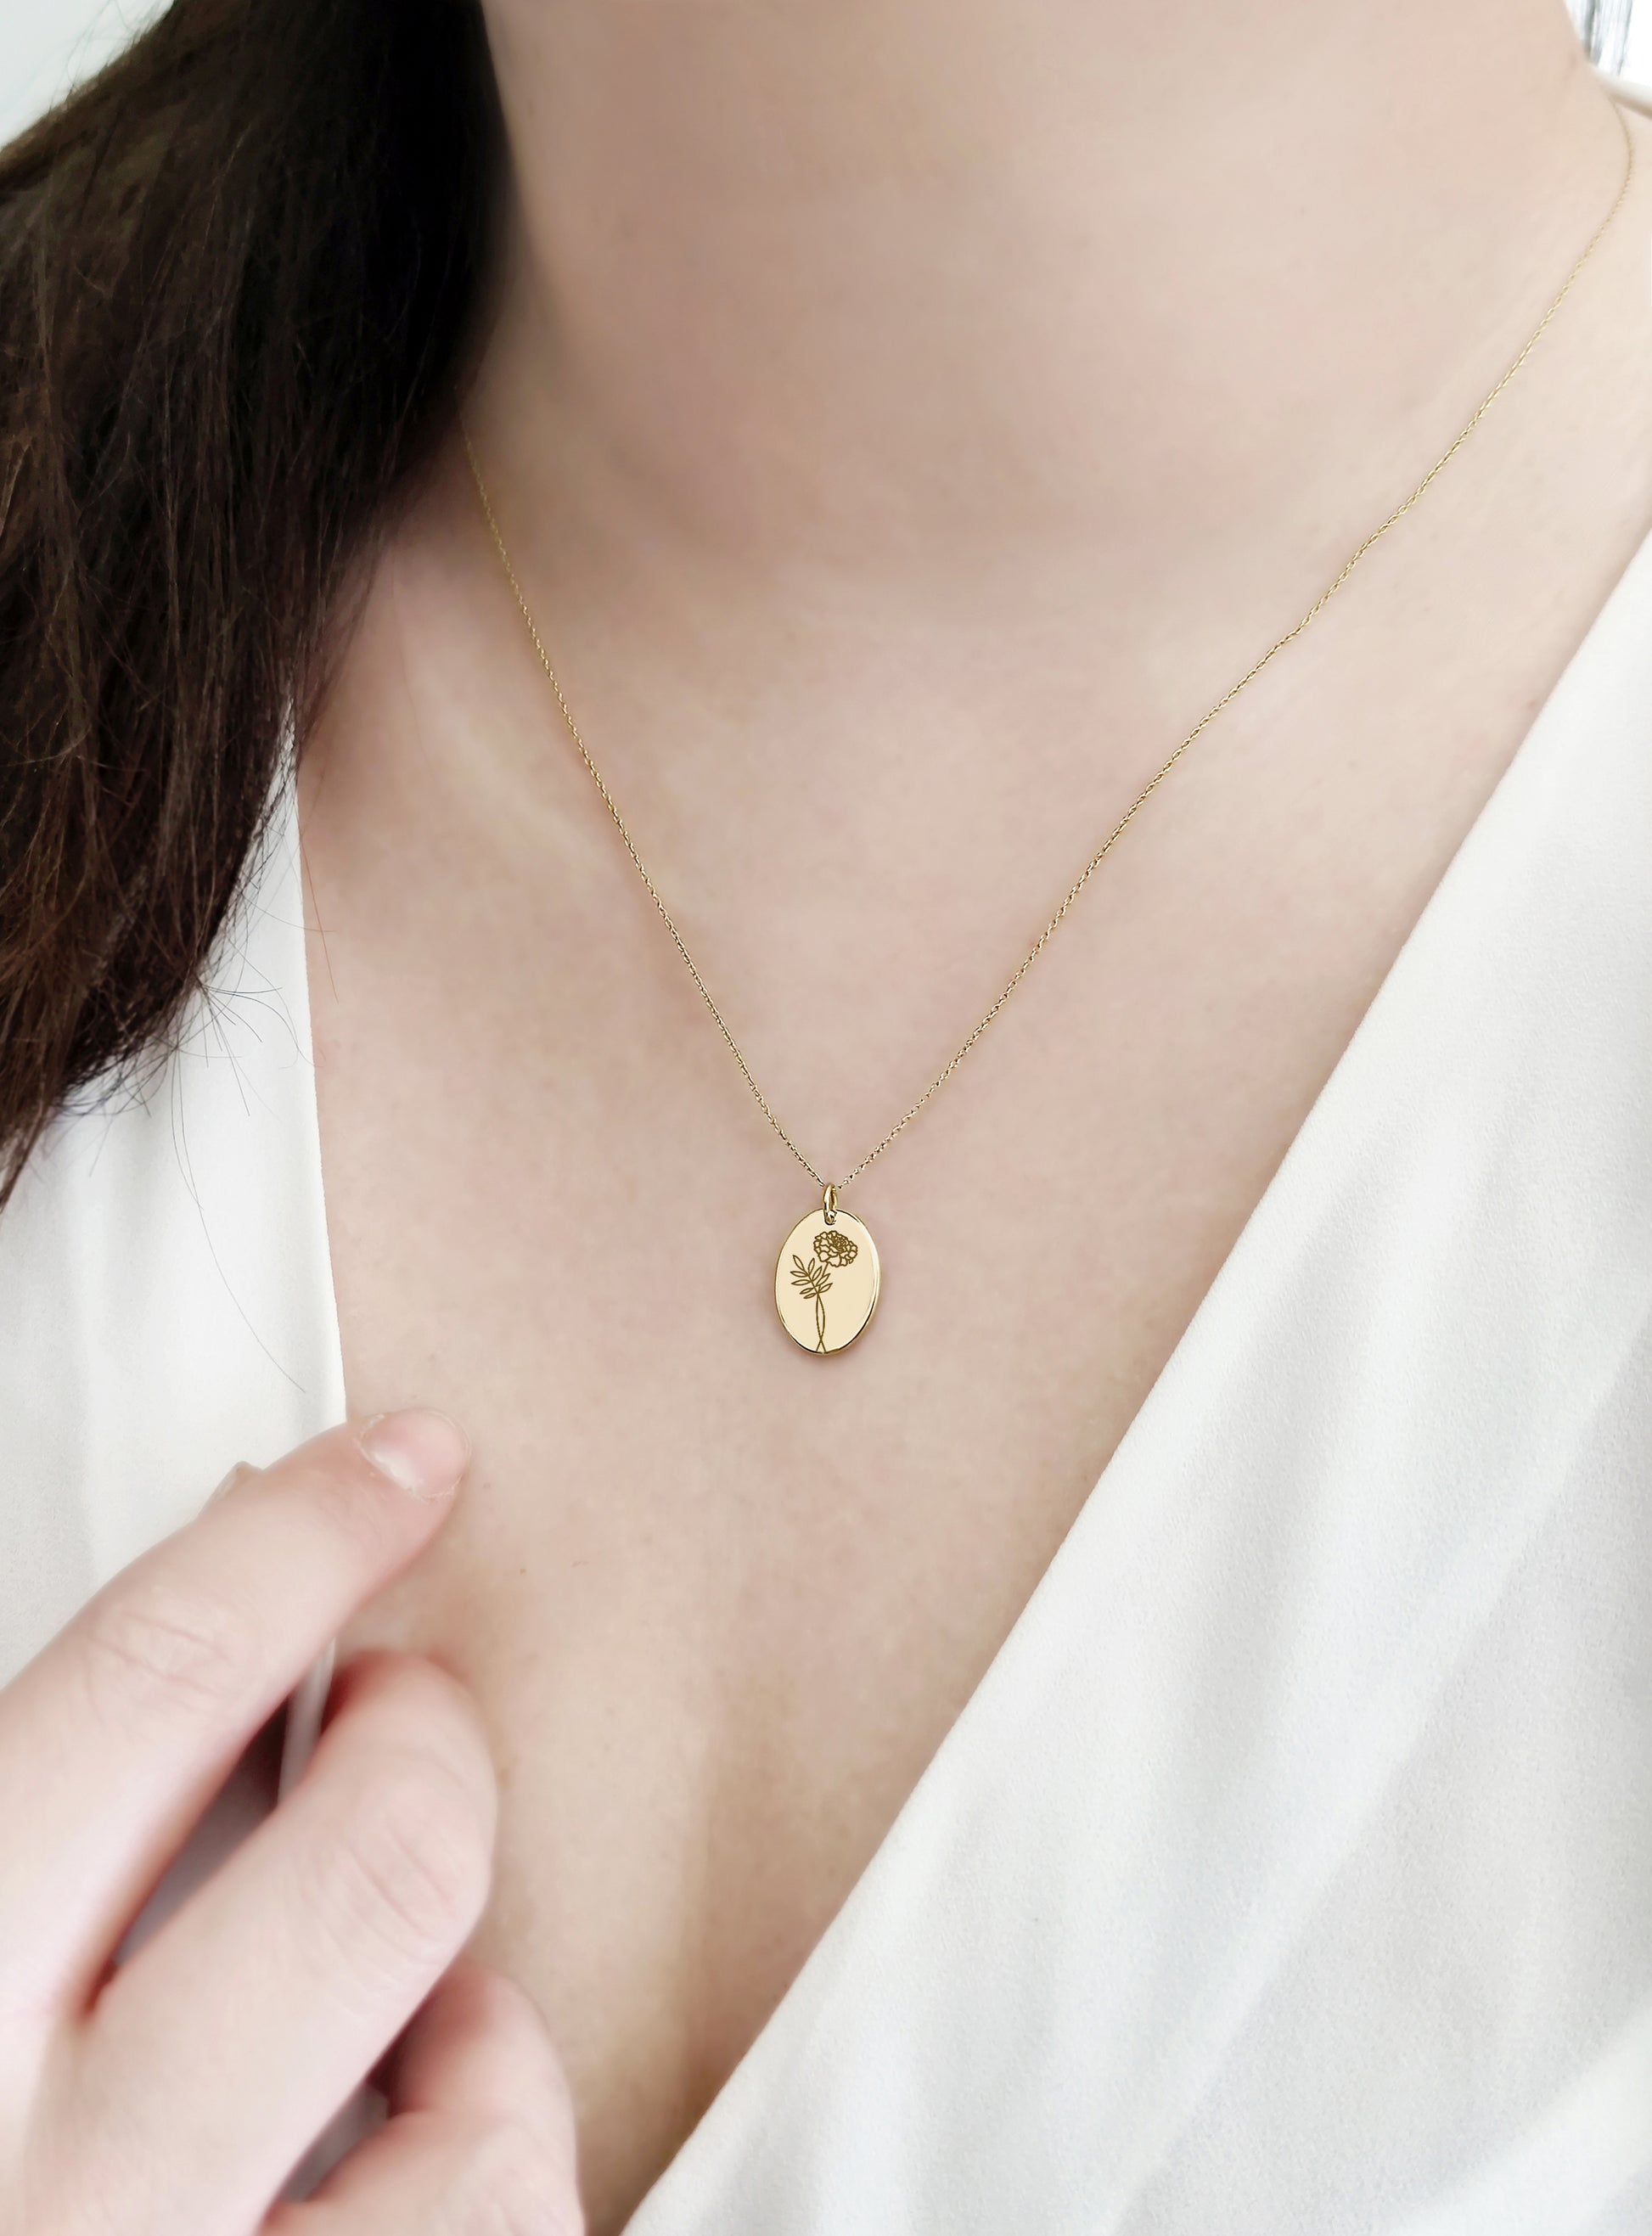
left=0, top=0, right=499, bottom=1205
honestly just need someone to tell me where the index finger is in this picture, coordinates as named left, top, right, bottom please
left=0, top=1410, right=469, bottom=2016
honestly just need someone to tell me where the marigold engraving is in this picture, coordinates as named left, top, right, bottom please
left=789, top=1227, right=860, bottom=1351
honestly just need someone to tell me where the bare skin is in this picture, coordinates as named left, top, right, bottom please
left=297, top=3, right=1652, bottom=2228
left=0, top=1413, right=582, bottom=2233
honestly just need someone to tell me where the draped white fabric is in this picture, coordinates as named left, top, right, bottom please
left=3, top=76, right=1651, bottom=2230
left=620, top=424, right=1652, bottom=2236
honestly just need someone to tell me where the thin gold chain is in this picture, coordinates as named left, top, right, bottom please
left=466, top=100, right=1634, bottom=1196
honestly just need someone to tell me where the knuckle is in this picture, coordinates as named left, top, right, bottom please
left=76, top=1572, right=256, bottom=1726
left=443, top=2116, right=583, bottom=2236
left=303, top=1757, right=492, bottom=1986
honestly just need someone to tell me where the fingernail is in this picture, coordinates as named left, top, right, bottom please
left=357, top=1409, right=471, bottom=1500
left=206, top=1460, right=259, bottom=1507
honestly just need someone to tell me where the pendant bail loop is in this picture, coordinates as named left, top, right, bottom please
left=822, top=1183, right=839, bottom=1223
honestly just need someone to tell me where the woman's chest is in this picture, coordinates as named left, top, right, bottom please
left=296, top=404, right=1652, bottom=2227
left=312, top=939, right=1297, bottom=2231
left=303, top=662, right=1550, bottom=2233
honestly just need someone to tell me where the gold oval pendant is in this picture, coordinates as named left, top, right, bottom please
left=774, top=1197, right=880, bottom=1355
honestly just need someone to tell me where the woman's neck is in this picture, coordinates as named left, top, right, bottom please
left=463, top=0, right=1619, bottom=612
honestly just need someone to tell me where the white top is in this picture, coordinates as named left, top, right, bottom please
left=4, top=77, right=1652, bottom=2232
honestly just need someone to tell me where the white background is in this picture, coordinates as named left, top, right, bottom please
left=3, top=0, right=1652, bottom=147
left=1, top=0, right=167, bottom=145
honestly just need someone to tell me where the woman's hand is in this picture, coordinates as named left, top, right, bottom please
left=0, top=1413, right=582, bottom=2234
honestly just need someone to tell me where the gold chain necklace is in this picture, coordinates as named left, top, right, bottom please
left=466, top=102, right=1633, bottom=1356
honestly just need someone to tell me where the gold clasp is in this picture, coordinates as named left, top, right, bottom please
left=822, top=1183, right=839, bottom=1223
